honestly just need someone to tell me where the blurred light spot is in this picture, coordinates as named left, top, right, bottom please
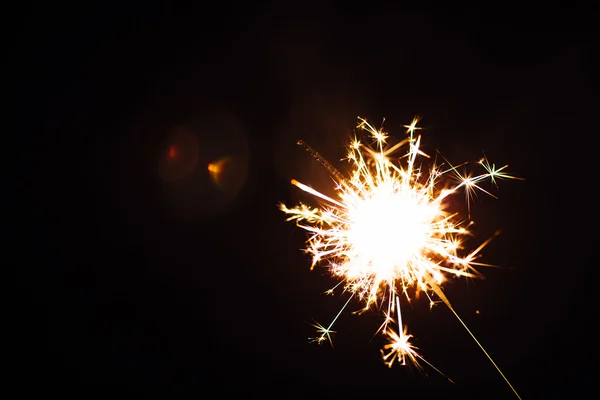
left=155, top=106, right=250, bottom=222
left=159, top=128, right=199, bottom=182
left=208, top=157, right=231, bottom=187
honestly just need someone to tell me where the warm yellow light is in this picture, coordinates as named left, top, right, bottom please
left=280, top=116, right=522, bottom=399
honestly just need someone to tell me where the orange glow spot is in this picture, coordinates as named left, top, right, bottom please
left=208, top=157, right=231, bottom=186
left=158, top=129, right=199, bottom=182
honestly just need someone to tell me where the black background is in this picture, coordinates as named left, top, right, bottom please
left=13, top=3, right=597, bottom=399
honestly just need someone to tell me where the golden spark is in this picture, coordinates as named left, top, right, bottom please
left=279, top=117, right=522, bottom=399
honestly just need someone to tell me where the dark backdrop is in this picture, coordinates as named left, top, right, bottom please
left=13, top=3, right=597, bottom=399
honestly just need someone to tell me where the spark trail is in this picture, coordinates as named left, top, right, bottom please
left=279, top=117, right=521, bottom=399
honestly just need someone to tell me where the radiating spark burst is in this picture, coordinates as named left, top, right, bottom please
left=279, top=116, right=522, bottom=399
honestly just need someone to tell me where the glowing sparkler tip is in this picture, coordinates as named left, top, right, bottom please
left=280, top=116, right=521, bottom=398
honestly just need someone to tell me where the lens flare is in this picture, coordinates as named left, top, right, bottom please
left=279, top=117, right=522, bottom=399
left=208, top=157, right=231, bottom=186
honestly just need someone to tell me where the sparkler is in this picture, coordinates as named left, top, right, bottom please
left=279, top=117, right=522, bottom=399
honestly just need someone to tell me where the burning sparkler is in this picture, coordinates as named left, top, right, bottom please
left=279, top=116, right=522, bottom=399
